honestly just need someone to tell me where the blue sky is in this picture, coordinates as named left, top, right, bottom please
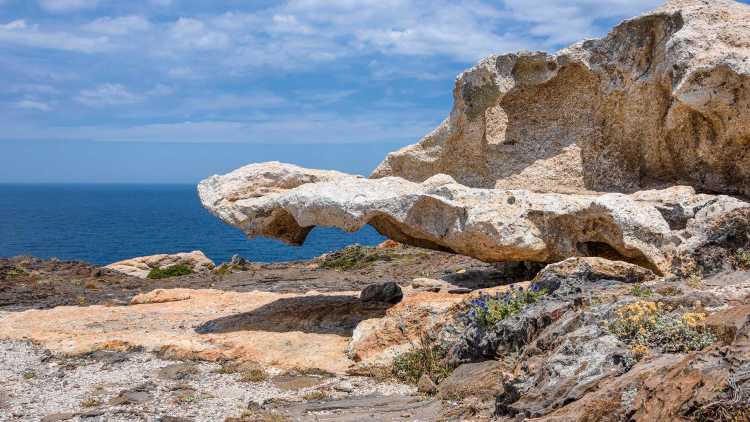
left=0, top=0, right=720, bottom=182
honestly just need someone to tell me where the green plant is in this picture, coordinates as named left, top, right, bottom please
left=629, top=284, right=653, bottom=297
left=608, top=301, right=716, bottom=353
left=466, top=285, right=547, bottom=329
left=392, top=333, right=453, bottom=385
left=733, top=249, right=750, bottom=270
left=147, top=264, right=193, bottom=280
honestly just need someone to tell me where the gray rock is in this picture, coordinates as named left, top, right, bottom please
left=41, top=413, right=76, bottom=422
left=437, top=360, right=503, bottom=400
left=157, top=363, right=198, bottom=381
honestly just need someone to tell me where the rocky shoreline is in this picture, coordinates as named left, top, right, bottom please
left=3, top=0, right=750, bottom=421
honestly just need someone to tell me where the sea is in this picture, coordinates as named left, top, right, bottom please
left=0, top=184, right=385, bottom=266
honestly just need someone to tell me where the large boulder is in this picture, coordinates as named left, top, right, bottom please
left=105, top=251, right=214, bottom=279
left=372, top=0, right=750, bottom=198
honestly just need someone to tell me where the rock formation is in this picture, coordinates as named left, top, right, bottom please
left=372, top=0, right=750, bottom=198
left=198, top=0, right=750, bottom=276
left=105, top=251, right=214, bottom=279
left=199, top=162, right=748, bottom=275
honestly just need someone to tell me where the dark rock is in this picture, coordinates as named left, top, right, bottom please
left=271, top=374, right=326, bottom=391
left=161, top=417, right=194, bottom=422
left=360, top=282, right=403, bottom=304
left=109, top=382, right=155, bottom=405
left=86, top=350, right=129, bottom=366
left=437, top=360, right=503, bottom=400
left=271, top=394, right=441, bottom=421
left=230, top=255, right=248, bottom=266
left=157, top=363, right=198, bottom=381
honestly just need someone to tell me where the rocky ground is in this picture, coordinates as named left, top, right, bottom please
left=1, top=238, right=749, bottom=421
left=0, top=245, right=533, bottom=422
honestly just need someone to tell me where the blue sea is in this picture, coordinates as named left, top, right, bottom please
left=0, top=184, right=385, bottom=265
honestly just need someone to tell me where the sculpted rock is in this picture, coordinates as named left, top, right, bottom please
left=105, top=251, right=214, bottom=279
left=372, top=0, right=750, bottom=197
left=199, top=163, right=676, bottom=273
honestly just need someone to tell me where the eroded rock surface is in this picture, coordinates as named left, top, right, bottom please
left=373, top=0, right=750, bottom=198
left=199, top=162, right=749, bottom=274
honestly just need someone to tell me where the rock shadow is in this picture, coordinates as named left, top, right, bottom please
left=442, top=262, right=545, bottom=290
left=195, top=295, right=391, bottom=337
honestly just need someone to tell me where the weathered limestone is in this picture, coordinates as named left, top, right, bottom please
left=198, top=0, right=750, bottom=277
left=105, top=251, right=214, bottom=279
left=199, top=163, right=678, bottom=272
left=199, top=163, right=749, bottom=275
left=372, top=0, right=750, bottom=197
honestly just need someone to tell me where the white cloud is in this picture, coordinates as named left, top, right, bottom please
left=169, top=18, right=231, bottom=50
left=0, top=19, right=111, bottom=52
left=39, top=0, right=99, bottom=13
left=75, top=83, right=142, bottom=106
left=15, top=99, right=52, bottom=111
left=503, top=0, right=663, bottom=45
left=167, top=66, right=198, bottom=79
left=183, top=94, right=287, bottom=111
left=83, top=16, right=151, bottom=35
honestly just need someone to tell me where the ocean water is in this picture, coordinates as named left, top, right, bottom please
left=0, top=184, right=385, bottom=265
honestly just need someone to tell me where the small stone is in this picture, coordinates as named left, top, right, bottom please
left=447, top=287, right=472, bottom=294
left=417, top=374, right=437, bottom=394
left=157, top=363, right=198, bottom=381
left=41, top=413, right=76, bottom=422
left=230, top=255, right=248, bottom=266
left=360, top=282, right=403, bottom=304
left=161, top=417, right=194, bottom=422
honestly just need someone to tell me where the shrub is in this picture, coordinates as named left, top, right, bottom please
left=733, top=249, right=750, bottom=270
left=239, top=367, right=268, bottom=383
left=630, top=284, right=653, bottom=297
left=608, top=301, right=716, bottom=353
left=465, top=285, right=547, bottom=329
left=392, top=333, right=453, bottom=384
left=147, top=264, right=193, bottom=279
left=318, top=245, right=393, bottom=271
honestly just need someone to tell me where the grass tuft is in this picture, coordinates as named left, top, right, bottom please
left=392, top=333, right=453, bottom=385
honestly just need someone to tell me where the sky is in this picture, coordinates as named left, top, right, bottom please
left=0, top=0, right=710, bottom=182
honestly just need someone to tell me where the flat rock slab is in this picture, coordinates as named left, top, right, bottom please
left=271, top=374, right=328, bottom=391
left=0, top=287, right=480, bottom=374
left=274, top=395, right=442, bottom=421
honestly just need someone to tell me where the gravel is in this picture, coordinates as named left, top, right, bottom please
left=0, top=339, right=415, bottom=422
